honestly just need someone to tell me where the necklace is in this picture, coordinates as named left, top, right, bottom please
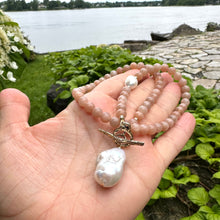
left=72, top=62, right=190, bottom=188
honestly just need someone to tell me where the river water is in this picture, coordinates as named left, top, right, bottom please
left=6, top=6, right=220, bottom=53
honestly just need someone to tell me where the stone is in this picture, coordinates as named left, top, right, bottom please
left=151, top=32, right=173, bottom=41
left=203, top=71, right=220, bottom=80
left=206, top=22, right=220, bottom=32
left=184, top=66, right=202, bottom=75
left=180, top=59, right=198, bottom=65
left=204, top=49, right=220, bottom=55
left=47, top=80, right=72, bottom=114
left=193, top=79, right=217, bottom=89
left=173, top=63, right=187, bottom=70
left=172, top=24, right=202, bottom=36
left=215, top=82, right=220, bottom=90
left=198, top=55, right=220, bottom=61
left=206, top=61, right=220, bottom=68
left=191, top=53, right=208, bottom=59
left=189, top=61, right=209, bottom=68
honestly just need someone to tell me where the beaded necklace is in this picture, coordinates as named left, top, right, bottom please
left=72, top=62, right=190, bottom=188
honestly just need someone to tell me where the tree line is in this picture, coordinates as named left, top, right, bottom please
left=162, top=0, right=220, bottom=5
left=0, top=0, right=219, bottom=11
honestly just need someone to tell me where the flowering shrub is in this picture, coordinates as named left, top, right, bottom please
left=0, top=9, right=34, bottom=85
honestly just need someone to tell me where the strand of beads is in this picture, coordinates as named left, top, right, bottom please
left=72, top=62, right=191, bottom=136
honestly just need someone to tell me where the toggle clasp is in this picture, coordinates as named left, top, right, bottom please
left=98, top=118, right=144, bottom=148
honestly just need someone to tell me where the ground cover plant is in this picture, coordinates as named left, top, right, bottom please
left=143, top=82, right=220, bottom=219
left=45, top=45, right=162, bottom=103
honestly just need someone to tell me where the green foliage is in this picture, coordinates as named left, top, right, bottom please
left=147, top=78, right=220, bottom=219
left=135, top=212, right=145, bottom=220
left=46, top=45, right=161, bottom=100
left=187, top=187, right=209, bottom=206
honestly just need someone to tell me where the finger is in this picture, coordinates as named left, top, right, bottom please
left=0, top=89, right=30, bottom=128
left=154, top=112, right=196, bottom=167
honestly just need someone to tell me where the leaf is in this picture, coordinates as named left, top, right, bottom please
left=182, top=139, right=196, bottom=151
left=135, top=212, right=145, bottom=220
left=181, top=211, right=206, bottom=220
left=172, top=175, right=199, bottom=185
left=195, top=143, right=215, bottom=160
left=187, top=187, right=209, bottom=206
left=199, top=206, right=213, bottom=214
left=158, top=178, right=171, bottom=190
left=151, top=188, right=161, bottom=200
left=174, top=165, right=191, bottom=178
left=58, top=90, right=71, bottom=100
left=208, top=158, right=220, bottom=165
left=160, top=185, right=177, bottom=198
left=212, top=204, right=220, bottom=215
left=75, top=75, right=89, bottom=85
left=206, top=213, right=220, bottom=220
left=213, top=172, right=220, bottom=179
left=162, top=169, right=174, bottom=181
left=209, top=185, right=220, bottom=205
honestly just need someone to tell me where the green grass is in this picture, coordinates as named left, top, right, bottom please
left=2, top=55, right=55, bottom=126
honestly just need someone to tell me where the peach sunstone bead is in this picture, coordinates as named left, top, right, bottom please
left=72, top=62, right=191, bottom=136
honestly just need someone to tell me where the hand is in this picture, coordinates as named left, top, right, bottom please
left=0, top=69, right=195, bottom=220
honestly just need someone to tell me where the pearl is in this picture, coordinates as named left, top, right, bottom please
left=94, top=148, right=126, bottom=188
left=125, top=75, right=138, bottom=89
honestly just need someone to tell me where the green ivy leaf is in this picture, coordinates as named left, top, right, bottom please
left=213, top=172, right=220, bottom=179
left=195, top=143, right=215, bottom=160
left=182, top=139, right=196, bottom=151
left=209, top=185, right=220, bottom=205
left=160, top=185, right=177, bottom=198
left=162, top=169, right=174, bottom=181
left=187, top=187, right=209, bottom=206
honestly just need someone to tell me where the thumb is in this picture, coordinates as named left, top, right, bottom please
left=0, top=88, right=30, bottom=128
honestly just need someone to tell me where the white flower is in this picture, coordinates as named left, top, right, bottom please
left=7, top=71, right=16, bottom=82
left=14, top=36, right=20, bottom=42
left=11, top=45, right=22, bottom=53
left=23, top=39, right=28, bottom=45
left=10, top=61, right=18, bottom=69
left=0, top=70, right=6, bottom=80
left=7, top=31, right=14, bottom=37
left=27, top=44, right=34, bottom=51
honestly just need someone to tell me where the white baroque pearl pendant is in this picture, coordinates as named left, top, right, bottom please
left=125, top=75, right=138, bottom=89
left=94, top=147, right=126, bottom=188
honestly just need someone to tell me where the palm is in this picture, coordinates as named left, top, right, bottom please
left=0, top=70, right=195, bottom=220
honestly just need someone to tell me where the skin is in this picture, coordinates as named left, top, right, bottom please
left=0, top=69, right=195, bottom=220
